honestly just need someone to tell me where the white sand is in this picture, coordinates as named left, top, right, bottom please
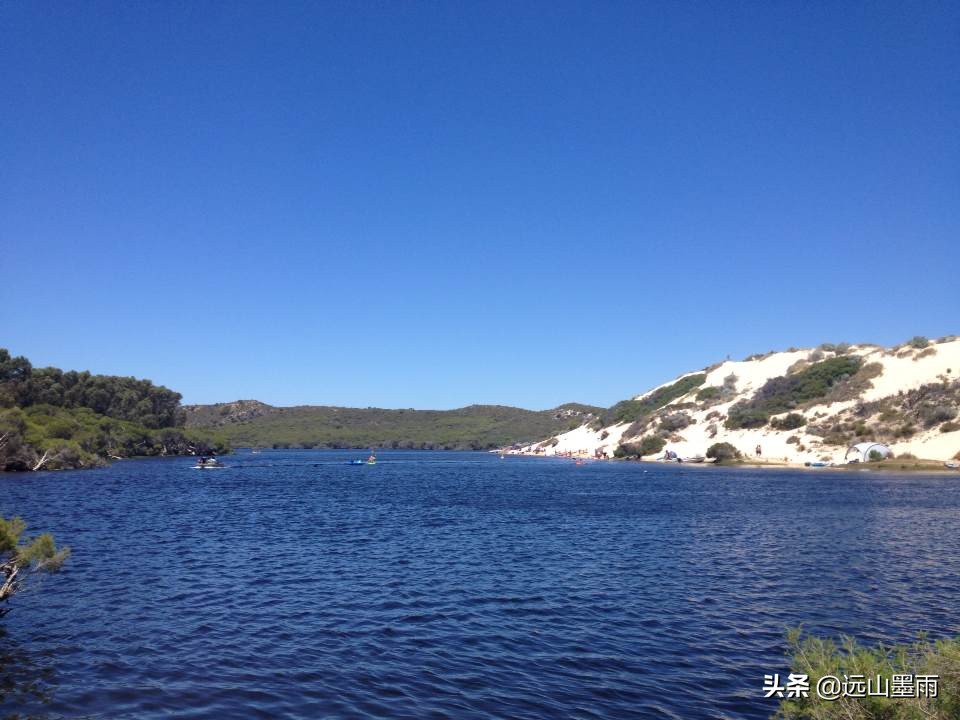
left=515, top=339, right=960, bottom=465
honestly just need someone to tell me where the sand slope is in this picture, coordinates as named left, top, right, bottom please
left=513, top=339, right=960, bottom=465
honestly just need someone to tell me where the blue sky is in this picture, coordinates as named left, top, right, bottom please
left=2, top=1, right=958, bottom=409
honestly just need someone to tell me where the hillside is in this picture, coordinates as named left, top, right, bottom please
left=184, top=401, right=602, bottom=450
left=0, top=348, right=229, bottom=471
left=516, top=336, right=960, bottom=465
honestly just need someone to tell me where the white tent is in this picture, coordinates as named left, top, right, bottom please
left=845, top=442, right=892, bottom=462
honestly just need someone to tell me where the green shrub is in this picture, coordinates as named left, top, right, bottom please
left=941, top=422, right=959, bottom=433
left=696, top=386, right=720, bottom=401
left=770, top=413, right=806, bottom=431
left=725, top=404, right=769, bottom=429
left=868, top=449, right=885, bottom=461
left=909, top=335, right=931, bottom=349
left=775, top=629, right=960, bottom=719
left=614, top=435, right=667, bottom=458
left=638, top=435, right=666, bottom=455
left=725, top=357, right=862, bottom=429
left=660, top=412, right=692, bottom=433
left=919, top=404, right=956, bottom=428
left=706, top=442, right=740, bottom=463
left=605, top=374, right=706, bottom=425
left=897, top=423, right=917, bottom=438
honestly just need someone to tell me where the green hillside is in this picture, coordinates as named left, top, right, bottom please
left=0, top=348, right=229, bottom=471
left=185, top=400, right=601, bottom=450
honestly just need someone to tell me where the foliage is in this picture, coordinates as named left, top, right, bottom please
left=614, top=435, right=666, bottom=458
left=0, top=405, right=229, bottom=471
left=868, top=449, right=885, bottom=461
left=639, top=435, right=666, bottom=455
left=660, top=412, right=692, bottom=433
left=0, top=349, right=228, bottom=470
left=725, top=357, right=862, bottom=429
left=186, top=401, right=600, bottom=451
left=941, top=422, right=959, bottom=433
left=1, top=517, right=70, bottom=617
left=706, top=442, right=740, bottom=463
left=726, top=405, right=770, bottom=429
left=771, top=413, right=807, bottom=431
left=908, top=336, right=931, bottom=349
left=696, top=386, right=720, bottom=401
left=604, top=374, right=706, bottom=426
left=775, top=629, right=960, bottom=719
left=918, top=404, right=956, bottom=429
left=1, top=349, right=184, bottom=428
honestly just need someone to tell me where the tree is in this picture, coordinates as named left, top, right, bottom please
left=706, top=442, right=741, bottom=463
left=0, top=517, right=70, bottom=617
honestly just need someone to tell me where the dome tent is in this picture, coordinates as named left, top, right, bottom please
left=845, top=442, right=892, bottom=463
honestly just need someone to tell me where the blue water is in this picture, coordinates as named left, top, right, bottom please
left=2, top=451, right=959, bottom=719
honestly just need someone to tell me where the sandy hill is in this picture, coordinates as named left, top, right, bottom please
left=516, top=336, right=960, bottom=465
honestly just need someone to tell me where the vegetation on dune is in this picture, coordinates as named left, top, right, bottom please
left=0, top=349, right=228, bottom=471
left=706, top=442, right=740, bottom=463
left=770, top=413, right=807, bottom=431
left=614, top=435, right=666, bottom=458
left=808, top=379, right=960, bottom=447
left=185, top=402, right=601, bottom=451
left=776, top=629, right=960, bottom=719
left=725, top=357, right=863, bottom=430
left=604, top=374, right=706, bottom=426
left=1, top=517, right=69, bottom=617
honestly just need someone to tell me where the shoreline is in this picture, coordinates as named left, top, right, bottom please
left=504, top=451, right=960, bottom=474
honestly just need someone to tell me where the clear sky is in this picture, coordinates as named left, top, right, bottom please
left=2, top=1, right=958, bottom=409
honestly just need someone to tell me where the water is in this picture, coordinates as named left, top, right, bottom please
left=2, top=451, right=959, bottom=719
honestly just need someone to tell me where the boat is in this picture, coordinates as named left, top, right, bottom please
left=685, top=456, right=705, bottom=464
left=193, top=456, right=226, bottom=469
left=807, top=461, right=830, bottom=468
left=945, top=462, right=959, bottom=470
left=348, top=459, right=365, bottom=466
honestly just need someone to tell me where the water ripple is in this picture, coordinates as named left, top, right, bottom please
left=2, top=451, right=960, bottom=719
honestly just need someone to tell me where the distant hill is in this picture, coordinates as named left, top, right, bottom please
left=516, top=336, right=960, bottom=465
left=184, top=400, right=602, bottom=450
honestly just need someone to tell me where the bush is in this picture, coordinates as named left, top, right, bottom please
left=770, top=413, right=806, bottom=431
left=786, top=435, right=800, bottom=444
left=695, top=386, right=720, bottom=402
left=775, top=629, right=960, bottom=719
left=897, top=423, right=917, bottom=438
left=725, top=403, right=769, bottom=429
left=725, top=357, right=862, bottom=429
left=660, top=412, right=692, bottom=433
left=909, top=335, right=931, bottom=349
left=941, top=422, right=959, bottom=433
left=605, top=374, right=707, bottom=425
left=706, top=442, right=740, bottom=463
left=919, top=404, right=956, bottom=428
left=868, top=449, right=885, bottom=461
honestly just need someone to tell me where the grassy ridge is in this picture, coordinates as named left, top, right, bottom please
left=185, top=401, right=601, bottom=450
